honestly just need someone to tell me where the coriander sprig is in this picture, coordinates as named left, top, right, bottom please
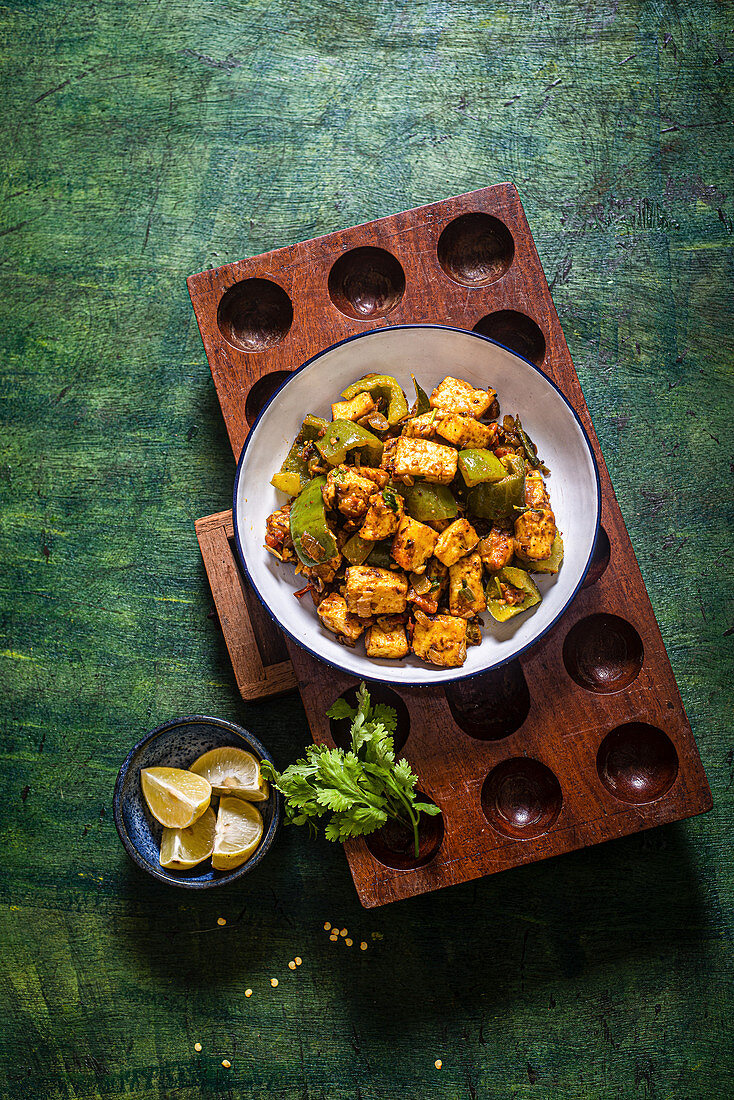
left=261, top=683, right=440, bottom=857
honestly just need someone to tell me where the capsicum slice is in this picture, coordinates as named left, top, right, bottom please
left=485, top=566, right=541, bottom=622
left=271, top=414, right=328, bottom=495
left=342, top=532, right=375, bottom=565
left=339, top=374, right=409, bottom=426
left=459, top=448, right=507, bottom=488
left=315, top=419, right=384, bottom=467
left=397, top=481, right=458, bottom=522
left=289, top=476, right=338, bottom=567
left=467, top=453, right=525, bottom=523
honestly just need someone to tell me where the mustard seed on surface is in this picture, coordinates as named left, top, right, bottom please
left=288, top=961, right=296, bottom=970
left=194, top=1043, right=202, bottom=1052
left=270, top=978, right=279, bottom=987
left=245, top=989, right=253, bottom=998
left=295, top=957, right=302, bottom=966
left=323, top=922, right=331, bottom=931
left=360, top=942, right=368, bottom=951
left=222, top=1060, right=231, bottom=1069
left=434, top=1060, right=442, bottom=1070
left=340, top=928, right=348, bottom=937
left=345, top=938, right=353, bottom=947
left=217, top=917, right=227, bottom=926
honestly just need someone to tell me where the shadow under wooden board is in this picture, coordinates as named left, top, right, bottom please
left=190, top=184, right=712, bottom=908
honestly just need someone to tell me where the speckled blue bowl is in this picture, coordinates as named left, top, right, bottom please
left=113, top=716, right=282, bottom=889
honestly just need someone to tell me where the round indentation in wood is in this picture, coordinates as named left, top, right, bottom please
left=473, top=310, right=546, bottom=366
left=445, top=660, right=530, bottom=741
left=596, top=723, right=679, bottom=804
left=327, top=247, right=406, bottom=320
left=328, top=683, right=410, bottom=754
left=217, top=278, right=294, bottom=352
left=582, top=525, right=611, bottom=588
left=364, top=794, right=444, bottom=870
left=437, top=213, right=514, bottom=286
left=245, top=371, right=290, bottom=426
left=563, top=614, right=644, bottom=695
left=481, top=758, right=562, bottom=839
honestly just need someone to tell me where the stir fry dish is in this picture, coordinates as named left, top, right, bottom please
left=264, top=373, right=563, bottom=668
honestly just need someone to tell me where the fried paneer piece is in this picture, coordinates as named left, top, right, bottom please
left=478, top=527, right=515, bottom=572
left=524, top=472, right=551, bottom=509
left=317, top=593, right=364, bottom=645
left=392, top=438, right=458, bottom=485
left=391, top=515, right=438, bottom=573
left=306, top=554, right=342, bottom=585
left=407, top=557, right=448, bottom=615
left=364, top=615, right=409, bottom=660
left=322, top=465, right=376, bottom=520
left=411, top=612, right=468, bottom=668
left=331, top=392, right=375, bottom=422
left=265, top=505, right=295, bottom=562
left=359, top=488, right=404, bottom=541
left=434, top=518, right=480, bottom=567
left=436, top=414, right=497, bottom=450
left=514, top=507, right=556, bottom=561
left=380, top=437, right=399, bottom=476
left=429, top=376, right=495, bottom=419
left=358, top=466, right=389, bottom=490
left=344, top=565, right=408, bottom=617
left=402, top=411, right=443, bottom=439
left=449, top=551, right=487, bottom=619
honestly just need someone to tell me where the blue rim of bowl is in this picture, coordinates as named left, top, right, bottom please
left=232, top=323, right=602, bottom=687
left=112, top=714, right=283, bottom=889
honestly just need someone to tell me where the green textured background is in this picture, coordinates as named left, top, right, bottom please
left=1, top=1, right=732, bottom=1097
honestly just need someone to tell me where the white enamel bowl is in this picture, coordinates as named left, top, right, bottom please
left=233, top=325, right=600, bottom=686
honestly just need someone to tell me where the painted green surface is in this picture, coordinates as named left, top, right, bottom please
left=1, top=1, right=732, bottom=1097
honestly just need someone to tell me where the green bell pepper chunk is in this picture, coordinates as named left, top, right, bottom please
left=486, top=566, right=541, bottom=622
left=271, top=414, right=328, bottom=496
left=342, top=533, right=375, bottom=565
left=459, top=449, right=507, bottom=488
left=525, top=533, right=564, bottom=575
left=366, top=540, right=393, bottom=568
left=397, top=481, right=458, bottom=522
left=289, top=476, right=338, bottom=567
left=467, top=454, right=525, bottom=523
left=339, top=374, right=409, bottom=426
left=315, top=419, right=384, bottom=467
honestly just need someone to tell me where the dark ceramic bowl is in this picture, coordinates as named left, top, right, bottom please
left=113, top=715, right=282, bottom=889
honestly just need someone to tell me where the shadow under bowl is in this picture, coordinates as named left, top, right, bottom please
left=113, top=716, right=282, bottom=889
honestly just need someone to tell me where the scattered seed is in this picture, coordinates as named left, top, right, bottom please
left=217, top=918, right=227, bottom=926
left=288, top=961, right=296, bottom=970
left=360, top=942, right=368, bottom=951
left=270, top=978, right=279, bottom=988
left=245, top=989, right=253, bottom=998
left=340, top=928, right=348, bottom=937
left=324, top=922, right=331, bottom=931
left=295, top=957, right=302, bottom=966
left=345, top=938, right=353, bottom=947
left=222, top=1059, right=231, bottom=1069
left=434, top=1060, right=442, bottom=1070
left=330, top=934, right=338, bottom=941
left=194, top=1043, right=202, bottom=1052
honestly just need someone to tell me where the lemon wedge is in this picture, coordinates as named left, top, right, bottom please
left=140, top=767, right=212, bottom=829
left=212, top=797, right=264, bottom=871
left=189, top=746, right=268, bottom=802
left=160, top=807, right=216, bottom=871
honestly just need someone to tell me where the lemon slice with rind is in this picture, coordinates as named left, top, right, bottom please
left=212, top=797, right=264, bottom=871
left=140, top=766, right=212, bottom=829
left=160, top=807, right=216, bottom=871
left=190, top=747, right=267, bottom=801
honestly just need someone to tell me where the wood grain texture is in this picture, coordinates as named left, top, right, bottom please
left=0, top=1, right=732, bottom=1098
left=189, top=184, right=712, bottom=906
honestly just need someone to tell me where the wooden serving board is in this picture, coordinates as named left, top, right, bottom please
left=189, top=184, right=712, bottom=908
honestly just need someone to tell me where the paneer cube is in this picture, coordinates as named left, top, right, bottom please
left=331, top=392, right=375, bottom=422
left=307, top=554, right=342, bottom=584
left=359, top=487, right=404, bottom=541
left=524, top=472, right=551, bottom=509
left=411, top=612, right=467, bottom=668
left=317, top=593, right=365, bottom=644
left=429, top=376, right=495, bottom=419
left=434, top=518, right=480, bottom=566
left=402, top=411, right=443, bottom=439
left=344, top=566, right=408, bottom=618
left=436, top=414, right=497, bottom=450
left=393, top=438, right=458, bottom=485
left=322, top=466, right=376, bottom=520
left=449, top=551, right=486, bottom=619
left=380, top=437, right=399, bottom=475
left=478, top=527, right=515, bottom=572
left=358, top=466, right=389, bottom=490
left=364, top=616, right=409, bottom=660
left=514, top=507, right=556, bottom=561
left=407, top=557, right=448, bottom=615
left=391, top=515, right=438, bottom=573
